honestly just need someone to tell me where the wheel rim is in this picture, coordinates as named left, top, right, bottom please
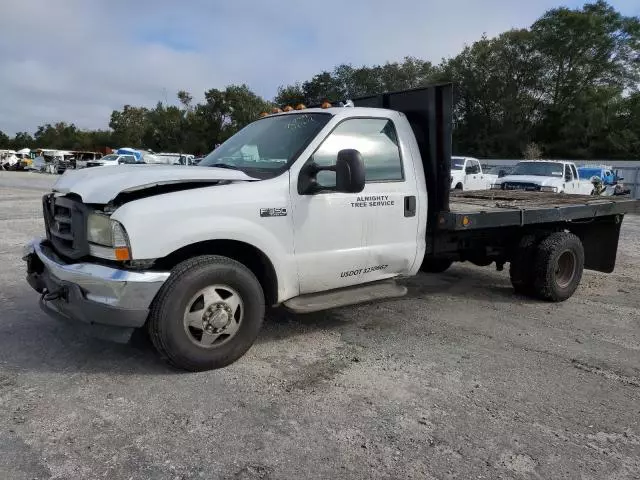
left=555, top=250, right=577, bottom=289
left=183, top=285, right=244, bottom=348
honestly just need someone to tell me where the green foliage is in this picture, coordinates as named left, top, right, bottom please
left=1, top=1, right=638, bottom=160
left=9, top=132, right=35, bottom=150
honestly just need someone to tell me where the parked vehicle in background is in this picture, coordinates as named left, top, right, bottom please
left=115, top=148, right=141, bottom=160
left=74, top=151, right=103, bottom=169
left=450, top=156, right=495, bottom=191
left=491, top=160, right=594, bottom=194
left=30, top=150, right=76, bottom=174
left=578, top=165, right=618, bottom=185
left=483, top=164, right=513, bottom=179
left=24, top=84, right=639, bottom=371
left=56, top=151, right=78, bottom=174
left=155, top=153, right=197, bottom=165
left=578, top=165, right=631, bottom=196
left=14, top=148, right=34, bottom=170
left=122, top=148, right=163, bottom=164
left=0, top=150, right=19, bottom=170
left=86, top=154, right=141, bottom=167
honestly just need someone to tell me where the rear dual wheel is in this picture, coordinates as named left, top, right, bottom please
left=510, top=232, right=584, bottom=302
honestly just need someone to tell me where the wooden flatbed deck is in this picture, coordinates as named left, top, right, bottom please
left=439, top=191, right=639, bottom=231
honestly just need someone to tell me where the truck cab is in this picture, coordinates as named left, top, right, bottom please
left=450, top=156, right=492, bottom=191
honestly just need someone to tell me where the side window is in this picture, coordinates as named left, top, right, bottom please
left=564, top=165, right=573, bottom=181
left=570, top=164, right=578, bottom=180
left=310, top=118, right=403, bottom=188
left=469, top=160, right=480, bottom=174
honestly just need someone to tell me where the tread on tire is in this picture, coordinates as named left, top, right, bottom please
left=148, top=255, right=265, bottom=371
left=532, top=232, right=584, bottom=302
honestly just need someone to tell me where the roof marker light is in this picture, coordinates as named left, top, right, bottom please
left=283, top=105, right=294, bottom=112
left=295, top=104, right=306, bottom=110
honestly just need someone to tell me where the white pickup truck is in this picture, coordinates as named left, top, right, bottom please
left=24, top=85, right=638, bottom=371
left=491, top=160, right=594, bottom=194
left=450, top=156, right=495, bottom=191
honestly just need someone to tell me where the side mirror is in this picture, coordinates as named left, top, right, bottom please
left=335, top=149, right=365, bottom=193
left=498, top=170, right=506, bottom=178
left=297, top=149, right=365, bottom=195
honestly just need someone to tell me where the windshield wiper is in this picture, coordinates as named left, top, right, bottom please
left=209, top=163, right=242, bottom=170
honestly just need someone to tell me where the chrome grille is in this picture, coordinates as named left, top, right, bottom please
left=503, top=182, right=541, bottom=192
left=42, top=194, right=90, bottom=260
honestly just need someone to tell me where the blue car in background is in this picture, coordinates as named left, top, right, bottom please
left=578, top=165, right=631, bottom=196
left=577, top=166, right=619, bottom=185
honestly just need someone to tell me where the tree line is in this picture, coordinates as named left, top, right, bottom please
left=1, top=1, right=639, bottom=160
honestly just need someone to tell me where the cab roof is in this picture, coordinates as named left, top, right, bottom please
left=265, top=106, right=401, bottom=119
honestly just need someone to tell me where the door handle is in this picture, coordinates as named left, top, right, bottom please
left=404, top=195, right=416, bottom=217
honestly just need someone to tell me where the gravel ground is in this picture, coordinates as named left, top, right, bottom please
left=1, top=172, right=639, bottom=480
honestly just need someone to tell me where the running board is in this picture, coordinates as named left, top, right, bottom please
left=283, top=280, right=407, bottom=314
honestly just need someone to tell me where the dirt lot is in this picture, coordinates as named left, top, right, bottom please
left=1, top=172, right=639, bottom=480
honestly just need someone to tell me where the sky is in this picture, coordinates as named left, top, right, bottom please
left=1, top=0, right=638, bottom=136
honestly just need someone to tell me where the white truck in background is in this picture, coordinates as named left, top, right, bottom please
left=450, top=156, right=496, bottom=191
left=491, top=160, right=594, bottom=194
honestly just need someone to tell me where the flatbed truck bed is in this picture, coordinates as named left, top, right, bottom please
left=439, top=190, right=638, bottom=231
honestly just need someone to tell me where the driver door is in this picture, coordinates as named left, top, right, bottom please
left=466, top=159, right=483, bottom=190
left=290, top=116, right=419, bottom=294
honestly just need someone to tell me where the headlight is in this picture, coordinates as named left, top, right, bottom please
left=87, top=213, right=131, bottom=260
left=540, top=186, right=558, bottom=193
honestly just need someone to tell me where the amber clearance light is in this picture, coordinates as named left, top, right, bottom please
left=114, top=247, right=131, bottom=261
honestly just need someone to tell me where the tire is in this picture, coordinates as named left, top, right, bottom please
left=148, top=255, right=265, bottom=371
left=420, top=258, right=453, bottom=273
left=455, top=183, right=463, bottom=191
left=532, top=232, right=584, bottom=302
left=509, top=235, right=537, bottom=295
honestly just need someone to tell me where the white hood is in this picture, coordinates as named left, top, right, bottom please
left=53, top=165, right=257, bottom=204
left=495, top=175, right=562, bottom=186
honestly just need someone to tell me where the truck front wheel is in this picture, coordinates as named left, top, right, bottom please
left=532, top=232, right=584, bottom=302
left=148, top=255, right=265, bottom=371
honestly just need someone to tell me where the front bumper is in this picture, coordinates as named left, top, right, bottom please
left=24, top=238, right=170, bottom=328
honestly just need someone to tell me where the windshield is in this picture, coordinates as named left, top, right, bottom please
left=451, top=158, right=465, bottom=170
left=102, top=155, right=118, bottom=161
left=511, top=162, right=564, bottom=177
left=199, top=113, right=332, bottom=179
